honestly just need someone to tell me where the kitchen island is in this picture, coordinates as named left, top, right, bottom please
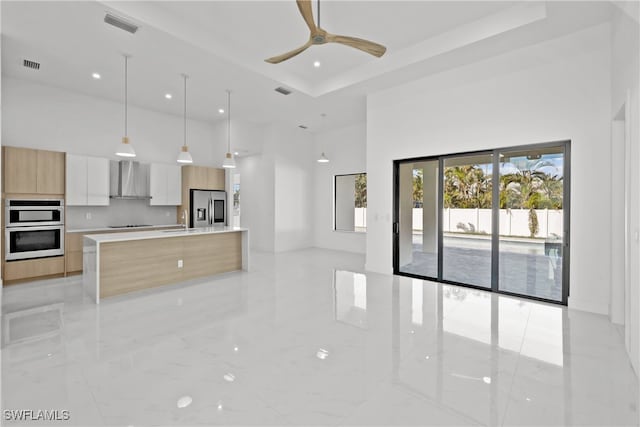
left=83, top=227, right=249, bottom=303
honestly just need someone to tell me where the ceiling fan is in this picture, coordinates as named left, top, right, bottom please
left=265, top=0, right=387, bottom=64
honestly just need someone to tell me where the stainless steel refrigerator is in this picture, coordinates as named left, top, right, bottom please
left=190, top=189, right=226, bottom=228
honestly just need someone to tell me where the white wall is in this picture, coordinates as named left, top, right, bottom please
left=610, top=4, right=640, bottom=374
left=238, top=152, right=275, bottom=252
left=237, top=122, right=314, bottom=253
left=1, top=77, right=228, bottom=228
left=366, top=24, right=612, bottom=314
left=313, top=123, right=366, bottom=254
left=269, top=124, right=314, bottom=252
left=2, top=77, right=222, bottom=165
left=335, top=174, right=356, bottom=231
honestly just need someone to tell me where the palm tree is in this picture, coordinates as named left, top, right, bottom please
left=355, top=173, right=367, bottom=208
left=444, top=165, right=492, bottom=209
left=501, top=169, right=546, bottom=237
left=413, top=169, right=423, bottom=207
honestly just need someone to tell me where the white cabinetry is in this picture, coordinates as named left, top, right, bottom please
left=149, top=163, right=181, bottom=206
left=66, top=154, right=109, bottom=206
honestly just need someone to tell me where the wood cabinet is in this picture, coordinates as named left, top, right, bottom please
left=37, top=150, right=65, bottom=194
left=66, top=154, right=109, bottom=206
left=182, top=165, right=225, bottom=191
left=2, top=147, right=65, bottom=195
left=65, top=232, right=84, bottom=274
left=97, top=231, right=242, bottom=299
left=65, top=226, right=184, bottom=274
left=182, top=232, right=242, bottom=278
left=149, top=163, right=181, bottom=206
left=4, top=256, right=65, bottom=282
left=3, top=147, right=37, bottom=194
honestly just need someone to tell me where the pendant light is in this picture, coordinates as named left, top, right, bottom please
left=176, top=74, right=193, bottom=164
left=115, top=55, right=136, bottom=157
left=317, top=113, right=329, bottom=163
left=222, top=89, right=236, bottom=169
left=317, top=152, right=330, bottom=163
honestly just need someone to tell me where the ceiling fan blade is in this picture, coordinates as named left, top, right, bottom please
left=296, top=0, right=317, bottom=33
left=326, top=34, right=387, bottom=58
left=265, top=40, right=313, bottom=64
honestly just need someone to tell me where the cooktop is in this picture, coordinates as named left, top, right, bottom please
left=108, top=224, right=152, bottom=228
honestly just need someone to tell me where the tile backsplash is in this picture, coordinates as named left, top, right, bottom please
left=66, top=199, right=178, bottom=230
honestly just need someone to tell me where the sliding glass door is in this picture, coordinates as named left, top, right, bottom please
left=442, top=154, right=494, bottom=288
left=397, top=160, right=439, bottom=279
left=497, top=146, right=568, bottom=301
left=393, top=141, right=570, bottom=304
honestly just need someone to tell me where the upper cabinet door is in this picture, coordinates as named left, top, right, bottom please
left=66, top=154, right=88, bottom=205
left=166, top=165, right=182, bottom=205
left=36, top=150, right=65, bottom=194
left=149, top=163, right=167, bottom=206
left=3, top=146, right=37, bottom=194
left=66, top=154, right=109, bottom=206
left=150, top=164, right=182, bottom=206
left=86, top=157, right=109, bottom=205
left=207, top=168, right=225, bottom=190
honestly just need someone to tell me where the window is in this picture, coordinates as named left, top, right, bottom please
left=334, top=173, right=366, bottom=232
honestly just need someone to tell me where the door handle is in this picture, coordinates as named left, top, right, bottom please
left=393, top=222, right=399, bottom=234
left=208, top=198, right=213, bottom=225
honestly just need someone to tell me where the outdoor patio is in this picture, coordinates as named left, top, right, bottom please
left=400, top=235, right=562, bottom=301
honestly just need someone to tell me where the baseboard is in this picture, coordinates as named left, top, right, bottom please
left=364, top=263, right=393, bottom=275
left=568, top=296, right=608, bottom=315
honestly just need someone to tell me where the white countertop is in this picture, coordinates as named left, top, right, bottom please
left=67, top=224, right=183, bottom=233
left=85, top=226, right=248, bottom=243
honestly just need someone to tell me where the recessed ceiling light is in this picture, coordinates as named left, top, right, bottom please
left=316, top=348, right=329, bottom=360
left=233, top=152, right=239, bottom=156
left=165, top=93, right=172, bottom=99
left=218, top=108, right=225, bottom=114
left=92, top=73, right=101, bottom=79
left=176, top=395, right=192, bottom=409
left=313, top=61, right=321, bottom=68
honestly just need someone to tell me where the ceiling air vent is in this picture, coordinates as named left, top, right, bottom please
left=23, top=59, right=40, bottom=70
left=104, top=13, right=139, bottom=34
left=298, top=125, right=308, bottom=129
left=275, top=86, right=292, bottom=96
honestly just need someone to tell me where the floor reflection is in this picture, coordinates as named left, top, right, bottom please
left=0, top=249, right=636, bottom=426
left=334, top=270, right=368, bottom=329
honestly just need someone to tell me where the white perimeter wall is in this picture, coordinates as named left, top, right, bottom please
left=313, top=123, right=366, bottom=254
left=366, top=24, right=612, bottom=314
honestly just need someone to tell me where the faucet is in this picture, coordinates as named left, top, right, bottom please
left=182, top=209, right=188, bottom=229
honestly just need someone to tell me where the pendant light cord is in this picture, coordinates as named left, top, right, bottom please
left=124, top=55, right=128, bottom=137
left=227, top=90, right=231, bottom=152
left=317, top=0, right=320, bottom=28
left=183, top=74, right=188, bottom=147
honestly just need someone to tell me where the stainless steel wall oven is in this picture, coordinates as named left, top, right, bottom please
left=5, top=199, right=64, bottom=261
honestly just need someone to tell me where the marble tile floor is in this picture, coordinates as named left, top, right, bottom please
left=1, top=248, right=637, bottom=426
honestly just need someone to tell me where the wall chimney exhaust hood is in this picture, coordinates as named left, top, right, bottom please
left=109, top=160, right=151, bottom=199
